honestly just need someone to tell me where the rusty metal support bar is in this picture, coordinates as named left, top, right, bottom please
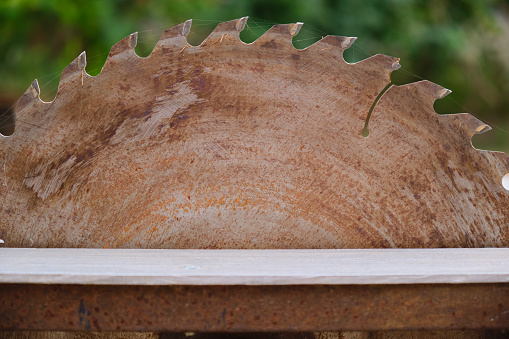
left=2, top=283, right=508, bottom=332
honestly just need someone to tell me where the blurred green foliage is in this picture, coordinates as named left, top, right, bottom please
left=1, top=0, right=508, bottom=151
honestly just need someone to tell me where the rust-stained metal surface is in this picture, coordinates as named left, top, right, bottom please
left=1, top=17, right=509, bottom=248
left=1, top=283, right=509, bottom=331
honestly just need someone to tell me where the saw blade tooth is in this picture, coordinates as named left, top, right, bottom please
left=353, top=54, right=400, bottom=83
left=30, top=79, right=40, bottom=98
left=201, top=17, right=249, bottom=47
left=342, top=36, right=357, bottom=49
left=392, top=80, right=453, bottom=116
left=162, top=19, right=192, bottom=39
left=152, top=20, right=192, bottom=55
left=356, top=53, right=400, bottom=69
left=129, top=32, right=138, bottom=49
left=437, top=88, right=452, bottom=99
left=107, top=32, right=139, bottom=59
left=440, top=113, right=491, bottom=142
left=438, top=113, right=498, bottom=157
left=475, top=123, right=492, bottom=134
left=182, top=19, right=192, bottom=36
left=407, top=80, right=450, bottom=101
left=314, top=35, right=355, bottom=49
left=290, top=22, right=303, bottom=36
left=253, top=23, right=304, bottom=49
left=77, top=51, right=87, bottom=69
left=391, top=59, right=401, bottom=70
left=236, top=16, right=248, bottom=31
left=305, top=36, right=356, bottom=58
left=57, top=51, right=88, bottom=92
left=16, top=79, right=43, bottom=113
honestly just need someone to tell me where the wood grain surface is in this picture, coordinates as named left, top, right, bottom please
left=1, top=248, right=508, bottom=285
left=2, top=18, right=509, bottom=249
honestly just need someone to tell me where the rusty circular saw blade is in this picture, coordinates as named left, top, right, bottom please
left=1, top=18, right=508, bottom=249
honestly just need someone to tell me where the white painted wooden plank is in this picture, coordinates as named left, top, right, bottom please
left=0, top=248, right=508, bottom=285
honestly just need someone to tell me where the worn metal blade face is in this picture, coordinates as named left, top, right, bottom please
left=1, top=18, right=508, bottom=248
